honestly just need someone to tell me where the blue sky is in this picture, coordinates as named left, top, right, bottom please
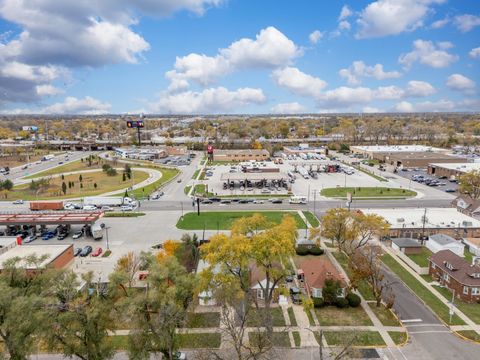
left=0, top=0, right=479, bottom=114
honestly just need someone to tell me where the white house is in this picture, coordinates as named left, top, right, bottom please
left=427, top=234, right=465, bottom=257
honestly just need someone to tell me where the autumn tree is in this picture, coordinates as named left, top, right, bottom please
left=114, top=251, right=143, bottom=288
left=459, top=170, right=480, bottom=199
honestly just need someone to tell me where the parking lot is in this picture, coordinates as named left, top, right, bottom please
left=202, top=157, right=399, bottom=198
left=395, top=168, right=459, bottom=194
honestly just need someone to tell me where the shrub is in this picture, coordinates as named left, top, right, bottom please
left=106, top=168, right=117, bottom=176
left=335, top=297, right=349, bottom=308
left=346, top=293, right=361, bottom=307
left=102, top=164, right=111, bottom=172
left=309, top=247, right=324, bottom=256
left=295, top=247, right=309, bottom=256
left=313, top=297, right=324, bottom=308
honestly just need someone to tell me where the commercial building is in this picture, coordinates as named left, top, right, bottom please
left=387, top=152, right=464, bottom=168
left=360, top=208, right=480, bottom=239
left=429, top=250, right=480, bottom=303
left=213, top=149, right=270, bottom=162
left=0, top=244, right=74, bottom=272
left=283, top=144, right=328, bottom=155
left=351, top=145, right=448, bottom=160
left=427, top=162, right=480, bottom=178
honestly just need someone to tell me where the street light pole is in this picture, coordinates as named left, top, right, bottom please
left=105, top=226, right=110, bottom=250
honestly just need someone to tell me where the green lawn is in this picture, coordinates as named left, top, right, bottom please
left=368, top=303, right=401, bottom=326
left=193, top=184, right=214, bottom=197
left=10, top=169, right=148, bottom=200
left=184, top=312, right=220, bottom=328
left=321, top=331, right=385, bottom=347
left=292, top=331, right=301, bottom=347
left=126, top=167, right=178, bottom=199
left=192, top=169, right=200, bottom=179
left=314, top=306, right=373, bottom=326
left=432, top=285, right=480, bottom=324
left=24, top=158, right=101, bottom=179
left=248, top=332, right=291, bottom=348
left=388, top=332, right=408, bottom=345
left=178, top=333, right=221, bottom=349
left=381, top=254, right=465, bottom=325
left=354, top=166, right=388, bottom=182
left=303, top=211, right=320, bottom=227
left=184, top=185, right=191, bottom=195
left=306, top=309, right=315, bottom=326
left=458, top=330, right=480, bottom=342
left=246, top=307, right=286, bottom=327
left=320, top=187, right=416, bottom=198
left=287, top=307, right=297, bottom=326
left=406, top=247, right=433, bottom=267
left=332, top=252, right=375, bottom=301
left=177, top=211, right=306, bottom=230
left=464, top=248, right=473, bottom=264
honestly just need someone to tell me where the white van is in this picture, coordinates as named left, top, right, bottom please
left=289, top=196, right=307, bottom=204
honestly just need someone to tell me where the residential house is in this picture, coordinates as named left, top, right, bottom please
left=391, top=238, right=423, bottom=255
left=462, top=237, right=480, bottom=257
left=196, top=259, right=221, bottom=306
left=298, top=258, right=347, bottom=299
left=249, top=263, right=280, bottom=302
left=426, top=234, right=465, bottom=257
left=429, top=250, right=480, bottom=303
left=452, top=196, right=480, bottom=219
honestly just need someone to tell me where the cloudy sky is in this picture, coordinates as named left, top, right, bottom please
left=0, top=0, right=479, bottom=114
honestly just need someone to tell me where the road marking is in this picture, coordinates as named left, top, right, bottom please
left=401, top=319, right=422, bottom=323
left=404, top=323, right=444, bottom=327
left=409, top=330, right=451, bottom=334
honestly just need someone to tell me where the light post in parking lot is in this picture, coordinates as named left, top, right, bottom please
left=105, top=226, right=110, bottom=250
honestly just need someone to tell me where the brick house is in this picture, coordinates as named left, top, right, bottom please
left=429, top=249, right=480, bottom=303
left=452, top=196, right=480, bottom=219
left=298, top=257, right=347, bottom=299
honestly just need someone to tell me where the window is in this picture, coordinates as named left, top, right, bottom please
left=463, top=286, right=469, bottom=295
left=443, top=273, right=450, bottom=282
left=257, top=289, right=264, bottom=299
left=472, top=288, right=480, bottom=295
left=431, top=263, right=436, bottom=270
left=313, top=288, right=322, bottom=298
left=445, top=262, right=454, bottom=270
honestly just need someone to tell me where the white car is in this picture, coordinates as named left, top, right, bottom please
left=13, top=200, right=24, bottom=205
left=101, top=206, right=114, bottom=212
left=24, top=235, right=37, bottom=243
left=253, top=199, right=264, bottom=204
left=72, top=231, right=83, bottom=239
left=121, top=205, right=133, bottom=211
left=82, top=205, right=97, bottom=211
left=64, top=204, right=75, bottom=210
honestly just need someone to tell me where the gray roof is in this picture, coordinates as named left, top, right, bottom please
left=429, top=233, right=456, bottom=246
left=392, top=238, right=422, bottom=248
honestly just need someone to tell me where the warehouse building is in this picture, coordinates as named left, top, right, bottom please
left=213, top=149, right=270, bottom=162
left=387, top=152, right=464, bottom=168
left=427, top=162, right=480, bottom=178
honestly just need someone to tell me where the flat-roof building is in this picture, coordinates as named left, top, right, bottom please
left=361, top=208, right=480, bottom=239
left=213, top=149, right=269, bottom=162
left=351, top=145, right=448, bottom=158
left=387, top=152, right=464, bottom=168
left=0, top=244, right=74, bottom=271
left=427, top=162, right=480, bottom=178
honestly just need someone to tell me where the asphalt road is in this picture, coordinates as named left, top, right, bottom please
left=2, top=151, right=94, bottom=183
left=381, top=265, right=480, bottom=360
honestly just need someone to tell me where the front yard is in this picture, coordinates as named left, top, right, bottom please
left=246, top=307, right=286, bottom=327
left=314, top=306, right=373, bottom=326
left=320, top=331, right=385, bottom=347
left=184, top=312, right=220, bottom=328
left=432, top=285, right=480, bottom=324
left=367, top=303, right=401, bottom=327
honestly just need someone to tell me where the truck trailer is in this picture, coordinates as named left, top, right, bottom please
left=30, top=201, right=64, bottom=211
left=84, top=196, right=133, bottom=207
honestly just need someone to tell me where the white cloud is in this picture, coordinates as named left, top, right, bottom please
left=431, top=17, right=449, bottom=29
left=394, top=99, right=455, bottom=112
left=446, top=74, right=476, bottom=94
left=338, top=20, right=351, bottom=30
left=399, top=39, right=458, bottom=69
left=41, top=96, right=112, bottom=114
left=374, top=86, right=404, bottom=100
left=166, top=27, right=301, bottom=87
left=271, top=102, right=306, bottom=114
left=405, top=80, right=436, bottom=97
left=151, top=87, right=266, bottom=114
left=437, top=41, right=453, bottom=50
left=356, top=0, right=445, bottom=39
left=272, top=67, right=327, bottom=98
left=454, top=14, right=480, bottom=33
left=317, top=86, right=373, bottom=108
left=339, top=61, right=401, bottom=85
left=363, top=106, right=383, bottom=113
left=36, top=85, right=64, bottom=96
left=469, top=47, right=480, bottom=59
left=339, top=5, right=353, bottom=21
left=309, top=30, right=324, bottom=44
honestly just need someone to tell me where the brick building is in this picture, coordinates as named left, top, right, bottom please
left=429, top=250, right=480, bottom=303
left=213, top=149, right=270, bottom=162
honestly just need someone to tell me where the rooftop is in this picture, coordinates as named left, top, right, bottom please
left=300, top=257, right=346, bottom=289
left=0, top=212, right=103, bottom=226
left=0, top=244, right=73, bottom=269
left=360, top=208, right=480, bottom=229
left=351, top=145, right=447, bottom=153
left=430, top=250, right=480, bottom=286
left=429, top=162, right=480, bottom=172
left=392, top=238, right=422, bottom=248
left=220, top=172, right=288, bottom=181
left=430, top=233, right=456, bottom=245
left=215, top=149, right=269, bottom=155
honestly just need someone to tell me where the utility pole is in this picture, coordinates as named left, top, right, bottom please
left=421, top=208, right=427, bottom=240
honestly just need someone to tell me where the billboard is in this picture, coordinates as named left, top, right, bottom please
left=22, top=126, right=38, bottom=132
left=126, top=120, right=145, bottom=128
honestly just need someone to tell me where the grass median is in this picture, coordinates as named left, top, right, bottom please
left=381, top=253, right=465, bottom=326
left=320, top=187, right=416, bottom=199
left=303, top=211, right=320, bottom=227
left=176, top=211, right=306, bottom=230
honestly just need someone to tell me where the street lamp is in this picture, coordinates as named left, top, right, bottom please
left=105, top=226, right=110, bottom=251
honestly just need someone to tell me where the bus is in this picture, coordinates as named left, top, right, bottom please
left=289, top=196, right=307, bottom=204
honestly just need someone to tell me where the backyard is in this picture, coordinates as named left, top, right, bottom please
left=406, top=247, right=433, bottom=267
left=176, top=211, right=306, bottom=230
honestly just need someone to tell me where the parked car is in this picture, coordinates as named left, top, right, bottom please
left=57, top=232, right=68, bottom=240
left=220, top=199, right=231, bottom=204
left=445, top=188, right=456, bottom=193
left=270, top=198, right=283, bottom=204
left=101, top=206, right=114, bottom=212
left=252, top=199, right=264, bottom=204
left=73, top=248, right=82, bottom=257
left=91, top=247, right=103, bottom=257
left=83, top=205, right=97, bottom=211
left=80, top=246, right=93, bottom=257
left=13, top=200, right=24, bottom=205
left=42, top=232, right=55, bottom=240
left=72, top=231, right=83, bottom=239
left=24, top=235, right=37, bottom=243
left=121, top=205, right=133, bottom=211
left=290, top=287, right=302, bottom=304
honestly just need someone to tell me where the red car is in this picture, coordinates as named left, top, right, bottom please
left=91, top=247, right=103, bottom=257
